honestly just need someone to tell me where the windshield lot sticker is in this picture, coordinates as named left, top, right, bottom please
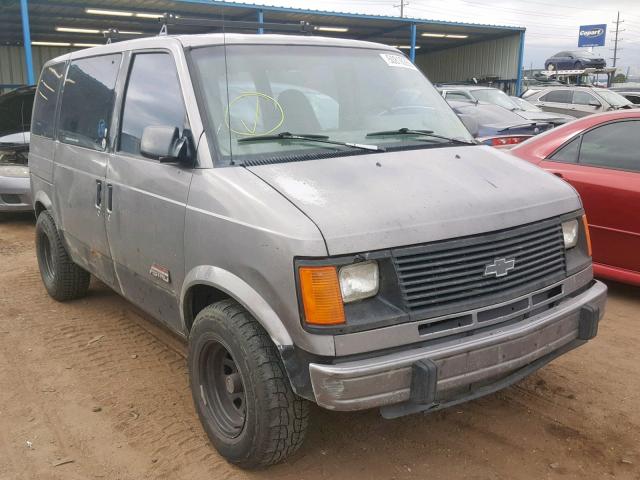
left=380, top=53, right=417, bottom=70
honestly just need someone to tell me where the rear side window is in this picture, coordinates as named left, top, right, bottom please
left=118, top=53, right=187, bottom=157
left=579, top=121, right=640, bottom=172
left=58, top=54, right=121, bottom=151
left=540, top=90, right=572, bottom=103
left=572, top=91, right=598, bottom=106
left=32, top=63, right=65, bottom=138
left=549, top=136, right=580, bottom=163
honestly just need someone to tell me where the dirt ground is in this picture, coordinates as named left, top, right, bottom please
left=0, top=212, right=638, bottom=480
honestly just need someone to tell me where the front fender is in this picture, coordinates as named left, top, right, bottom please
left=181, top=265, right=294, bottom=347
left=31, top=182, right=53, bottom=213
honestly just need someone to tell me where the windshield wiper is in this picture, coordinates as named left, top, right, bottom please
left=366, top=128, right=476, bottom=145
left=238, top=132, right=385, bottom=152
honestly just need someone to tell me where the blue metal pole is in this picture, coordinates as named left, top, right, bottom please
left=257, top=9, right=264, bottom=34
left=20, top=0, right=35, bottom=85
left=516, top=30, right=525, bottom=96
left=409, top=23, right=417, bottom=63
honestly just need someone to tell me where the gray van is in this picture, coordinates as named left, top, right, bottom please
left=29, top=34, right=606, bottom=468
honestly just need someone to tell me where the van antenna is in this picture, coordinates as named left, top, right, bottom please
left=159, top=13, right=177, bottom=36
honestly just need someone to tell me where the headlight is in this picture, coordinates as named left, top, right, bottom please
left=338, top=260, right=379, bottom=303
left=562, top=219, right=579, bottom=249
left=0, top=165, right=29, bottom=178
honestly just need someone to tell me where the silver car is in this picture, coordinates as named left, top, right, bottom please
left=527, top=86, right=635, bottom=118
left=0, top=86, right=34, bottom=215
left=29, top=34, right=606, bottom=468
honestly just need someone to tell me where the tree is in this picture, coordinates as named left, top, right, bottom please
left=613, top=73, right=627, bottom=83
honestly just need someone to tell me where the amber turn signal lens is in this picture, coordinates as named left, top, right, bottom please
left=582, top=214, right=592, bottom=257
left=299, top=266, right=345, bottom=325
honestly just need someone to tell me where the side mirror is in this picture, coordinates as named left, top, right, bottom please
left=458, top=114, right=480, bottom=137
left=588, top=99, right=602, bottom=108
left=140, top=125, right=193, bottom=164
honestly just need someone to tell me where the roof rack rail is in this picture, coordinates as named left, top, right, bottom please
left=158, top=12, right=314, bottom=36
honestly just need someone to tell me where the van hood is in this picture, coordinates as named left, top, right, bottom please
left=247, top=146, right=581, bottom=255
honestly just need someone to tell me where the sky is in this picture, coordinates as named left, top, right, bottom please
left=231, top=0, right=640, bottom=75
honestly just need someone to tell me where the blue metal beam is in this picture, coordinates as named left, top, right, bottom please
left=410, top=23, right=417, bottom=63
left=20, top=0, right=35, bottom=85
left=169, top=0, right=525, bottom=32
left=257, top=9, right=264, bottom=34
left=516, top=30, right=525, bottom=95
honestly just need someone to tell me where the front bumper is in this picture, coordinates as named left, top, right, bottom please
left=309, top=279, right=606, bottom=416
left=0, top=176, right=32, bottom=212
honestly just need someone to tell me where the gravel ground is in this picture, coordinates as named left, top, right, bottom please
left=0, top=212, right=638, bottom=480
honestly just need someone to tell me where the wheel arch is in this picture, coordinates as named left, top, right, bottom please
left=33, top=190, right=52, bottom=217
left=181, top=265, right=293, bottom=348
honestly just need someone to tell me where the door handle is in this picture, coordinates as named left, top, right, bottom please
left=106, top=184, right=113, bottom=212
left=95, top=180, right=103, bottom=213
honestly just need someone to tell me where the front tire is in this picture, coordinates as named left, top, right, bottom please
left=188, top=300, right=309, bottom=468
left=35, top=210, right=90, bottom=301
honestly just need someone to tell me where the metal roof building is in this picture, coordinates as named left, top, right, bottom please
left=0, top=0, right=526, bottom=93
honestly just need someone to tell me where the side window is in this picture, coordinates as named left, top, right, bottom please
left=626, top=94, right=640, bottom=105
left=31, top=63, right=65, bottom=138
left=58, top=54, right=121, bottom=151
left=118, top=53, right=187, bottom=157
left=540, top=90, right=571, bottom=103
left=549, top=136, right=580, bottom=164
left=579, top=121, right=640, bottom=172
left=573, top=91, right=598, bottom=106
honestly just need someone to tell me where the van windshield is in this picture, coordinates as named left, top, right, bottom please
left=190, top=45, right=474, bottom=165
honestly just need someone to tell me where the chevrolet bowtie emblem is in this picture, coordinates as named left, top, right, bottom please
left=484, top=257, right=516, bottom=278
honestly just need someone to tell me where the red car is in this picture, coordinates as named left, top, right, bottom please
left=511, top=110, right=640, bottom=286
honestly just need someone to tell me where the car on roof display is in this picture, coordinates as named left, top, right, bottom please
left=526, top=86, right=635, bottom=118
left=510, top=110, right=640, bottom=286
left=28, top=33, right=605, bottom=468
left=544, top=50, right=606, bottom=71
left=447, top=99, right=553, bottom=146
left=0, top=86, right=35, bottom=216
left=439, top=85, right=573, bottom=126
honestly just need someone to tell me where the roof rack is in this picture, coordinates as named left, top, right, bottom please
left=158, top=12, right=314, bottom=36
left=540, top=67, right=616, bottom=77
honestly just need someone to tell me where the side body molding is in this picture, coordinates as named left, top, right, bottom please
left=181, top=265, right=294, bottom=347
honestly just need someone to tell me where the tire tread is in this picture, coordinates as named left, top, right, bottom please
left=36, top=210, right=90, bottom=301
left=190, top=299, right=309, bottom=468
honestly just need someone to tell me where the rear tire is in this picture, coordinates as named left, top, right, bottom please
left=35, top=210, right=90, bottom=301
left=188, top=300, right=309, bottom=468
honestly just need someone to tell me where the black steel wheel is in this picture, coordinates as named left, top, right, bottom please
left=188, top=299, right=309, bottom=468
left=199, top=340, right=247, bottom=438
left=35, top=210, right=90, bottom=301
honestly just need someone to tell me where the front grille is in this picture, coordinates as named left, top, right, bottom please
left=392, top=218, right=566, bottom=318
